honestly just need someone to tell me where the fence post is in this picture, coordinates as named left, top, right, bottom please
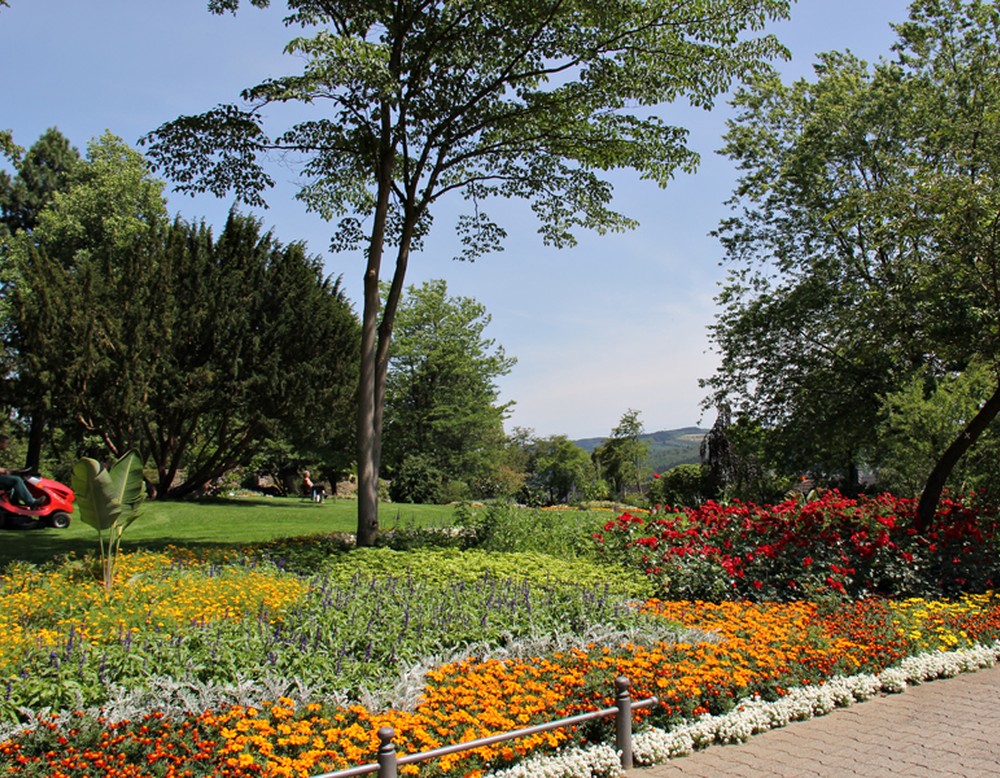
left=377, top=726, right=398, bottom=778
left=615, top=676, right=633, bottom=769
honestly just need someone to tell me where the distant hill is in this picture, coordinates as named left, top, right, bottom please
left=574, top=427, right=708, bottom=474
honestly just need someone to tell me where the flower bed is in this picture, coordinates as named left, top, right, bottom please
left=595, top=491, right=1000, bottom=599
left=493, top=642, right=1000, bottom=778
left=4, top=494, right=1000, bottom=777
left=5, top=584, right=1000, bottom=776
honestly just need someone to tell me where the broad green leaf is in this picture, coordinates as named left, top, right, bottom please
left=71, top=457, right=122, bottom=531
left=109, top=451, right=146, bottom=522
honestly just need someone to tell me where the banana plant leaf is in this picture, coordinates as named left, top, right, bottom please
left=71, top=452, right=146, bottom=532
left=71, top=458, right=123, bottom=531
left=109, top=451, right=145, bottom=528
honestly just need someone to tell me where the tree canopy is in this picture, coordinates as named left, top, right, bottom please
left=382, top=279, right=513, bottom=497
left=594, top=408, right=649, bottom=500
left=524, top=434, right=594, bottom=505
left=0, top=129, right=82, bottom=430
left=879, top=360, right=1000, bottom=498
left=144, top=0, right=791, bottom=542
left=0, top=128, right=81, bottom=237
left=4, top=131, right=149, bottom=469
left=705, top=0, right=1000, bottom=528
left=3, top=131, right=360, bottom=494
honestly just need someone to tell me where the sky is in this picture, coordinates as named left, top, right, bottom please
left=0, top=0, right=913, bottom=440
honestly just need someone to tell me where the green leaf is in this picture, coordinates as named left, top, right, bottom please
left=109, top=451, right=146, bottom=526
left=70, top=452, right=145, bottom=533
left=71, top=458, right=122, bottom=531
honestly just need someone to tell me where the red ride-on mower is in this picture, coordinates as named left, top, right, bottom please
left=0, top=473, right=75, bottom=529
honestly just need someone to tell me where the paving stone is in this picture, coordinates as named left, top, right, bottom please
left=626, top=665, right=1000, bottom=778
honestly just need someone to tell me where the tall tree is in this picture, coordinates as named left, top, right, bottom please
left=143, top=0, right=791, bottom=544
left=703, top=51, right=912, bottom=487
left=4, top=131, right=136, bottom=469
left=594, top=408, right=649, bottom=499
left=7, top=134, right=360, bottom=493
left=135, top=214, right=360, bottom=497
left=700, top=407, right=790, bottom=502
left=525, top=434, right=593, bottom=505
left=0, top=128, right=81, bottom=236
left=382, top=279, right=513, bottom=490
left=707, top=0, right=1000, bottom=529
left=0, top=128, right=82, bottom=461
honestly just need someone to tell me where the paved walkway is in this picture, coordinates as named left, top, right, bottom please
left=626, top=664, right=1000, bottom=777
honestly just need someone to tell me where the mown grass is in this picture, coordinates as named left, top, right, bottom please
left=0, top=496, right=459, bottom=566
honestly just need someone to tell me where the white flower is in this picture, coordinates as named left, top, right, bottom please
left=485, top=743, right=623, bottom=778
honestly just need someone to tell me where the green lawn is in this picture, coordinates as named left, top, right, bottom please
left=0, top=496, right=459, bottom=566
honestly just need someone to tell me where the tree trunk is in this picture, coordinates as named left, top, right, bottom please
left=356, top=216, right=417, bottom=546
left=915, top=380, right=1000, bottom=533
left=846, top=459, right=860, bottom=495
left=356, top=260, right=382, bottom=546
left=25, top=411, right=45, bottom=471
left=355, top=123, right=395, bottom=547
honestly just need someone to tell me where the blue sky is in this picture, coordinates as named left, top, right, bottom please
left=1, top=0, right=912, bottom=439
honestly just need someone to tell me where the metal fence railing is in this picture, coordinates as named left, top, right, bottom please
left=311, top=676, right=657, bottom=778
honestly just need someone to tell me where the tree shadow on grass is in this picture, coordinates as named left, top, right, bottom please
left=0, top=531, right=339, bottom=568
left=0, top=529, right=98, bottom=566
left=0, top=520, right=345, bottom=568
left=196, top=495, right=321, bottom=509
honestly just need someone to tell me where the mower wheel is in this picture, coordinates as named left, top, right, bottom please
left=47, top=511, right=71, bottom=529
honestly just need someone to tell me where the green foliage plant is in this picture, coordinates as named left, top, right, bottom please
left=316, top=547, right=653, bottom=599
left=707, top=0, right=1000, bottom=528
left=71, top=451, right=146, bottom=590
left=648, top=463, right=712, bottom=509
left=467, top=502, right=608, bottom=560
left=388, top=453, right=445, bottom=504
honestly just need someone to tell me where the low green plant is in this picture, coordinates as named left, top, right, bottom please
left=70, top=451, right=146, bottom=590
left=466, top=502, right=604, bottom=558
left=1, top=547, right=659, bottom=718
left=316, top=547, right=654, bottom=597
left=439, top=479, right=471, bottom=503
